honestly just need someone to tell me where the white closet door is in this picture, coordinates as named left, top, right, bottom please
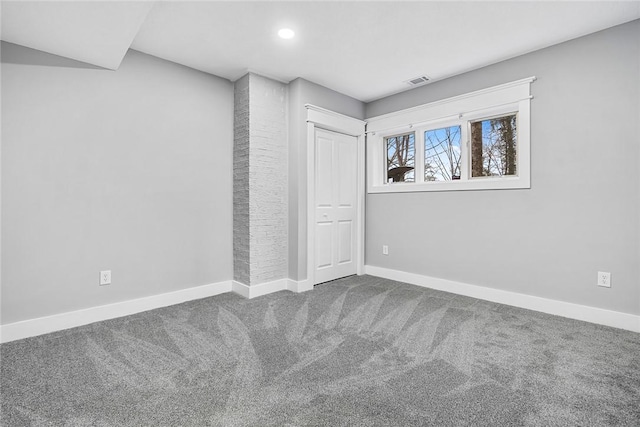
left=314, top=128, right=358, bottom=284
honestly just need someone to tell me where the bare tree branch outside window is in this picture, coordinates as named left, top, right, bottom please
left=386, top=133, right=415, bottom=182
left=425, top=125, right=461, bottom=181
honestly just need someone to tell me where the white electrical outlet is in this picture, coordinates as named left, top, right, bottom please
left=382, top=245, right=389, bottom=255
left=597, top=271, right=611, bottom=288
left=100, top=270, right=111, bottom=286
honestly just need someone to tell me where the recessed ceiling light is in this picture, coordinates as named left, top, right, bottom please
left=278, top=28, right=295, bottom=39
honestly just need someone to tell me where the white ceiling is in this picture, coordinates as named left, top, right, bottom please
left=0, top=1, right=153, bottom=70
left=2, top=1, right=639, bottom=102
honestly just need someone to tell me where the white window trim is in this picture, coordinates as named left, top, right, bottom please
left=367, top=77, right=535, bottom=193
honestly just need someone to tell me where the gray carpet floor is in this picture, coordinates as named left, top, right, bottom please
left=1, top=275, right=639, bottom=426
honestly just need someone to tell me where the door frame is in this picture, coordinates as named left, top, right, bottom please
left=305, top=104, right=366, bottom=286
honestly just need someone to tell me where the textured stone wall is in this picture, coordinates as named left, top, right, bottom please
left=233, top=73, right=288, bottom=286
left=233, top=74, right=250, bottom=284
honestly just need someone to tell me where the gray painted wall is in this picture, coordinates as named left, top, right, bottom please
left=288, top=78, right=365, bottom=281
left=365, top=21, right=640, bottom=315
left=1, top=43, right=234, bottom=324
left=3, top=20, right=637, bottom=326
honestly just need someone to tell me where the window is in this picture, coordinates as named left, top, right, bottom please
left=470, top=114, right=517, bottom=178
left=425, top=125, right=461, bottom=181
left=386, top=132, right=415, bottom=183
left=366, top=77, right=534, bottom=193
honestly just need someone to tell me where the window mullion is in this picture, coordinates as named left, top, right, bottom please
left=460, top=121, right=470, bottom=181
left=415, top=129, right=425, bottom=183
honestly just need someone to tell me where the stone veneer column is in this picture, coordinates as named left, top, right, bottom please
left=233, top=73, right=288, bottom=286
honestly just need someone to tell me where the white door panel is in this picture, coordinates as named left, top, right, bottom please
left=338, top=139, right=357, bottom=207
left=316, top=222, right=333, bottom=269
left=314, top=129, right=358, bottom=284
left=316, top=136, right=333, bottom=207
left=337, top=220, right=353, bottom=264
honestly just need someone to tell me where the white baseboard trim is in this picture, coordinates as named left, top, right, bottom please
left=232, top=278, right=289, bottom=299
left=1, top=277, right=316, bottom=344
left=0, top=280, right=233, bottom=344
left=231, top=278, right=313, bottom=299
left=231, top=280, right=251, bottom=298
left=288, top=279, right=313, bottom=293
left=365, top=265, right=640, bottom=333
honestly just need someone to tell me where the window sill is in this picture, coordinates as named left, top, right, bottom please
left=368, top=176, right=530, bottom=193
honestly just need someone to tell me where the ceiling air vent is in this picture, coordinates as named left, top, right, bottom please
left=406, top=76, right=430, bottom=86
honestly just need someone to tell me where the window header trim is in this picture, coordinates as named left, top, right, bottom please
left=366, top=76, right=535, bottom=136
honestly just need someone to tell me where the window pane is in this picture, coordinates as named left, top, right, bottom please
left=424, top=125, right=462, bottom=181
left=470, top=114, right=517, bottom=177
left=386, top=133, right=415, bottom=183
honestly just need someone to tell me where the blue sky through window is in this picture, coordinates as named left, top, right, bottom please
left=425, top=125, right=461, bottom=181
